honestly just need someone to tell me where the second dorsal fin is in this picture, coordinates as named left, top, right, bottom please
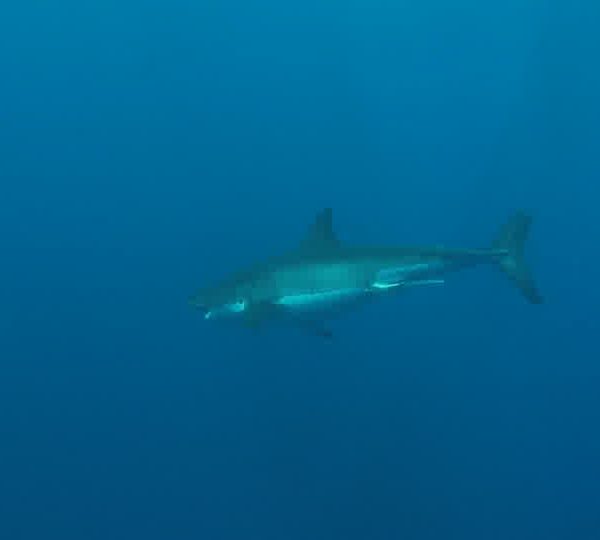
left=298, top=208, right=340, bottom=255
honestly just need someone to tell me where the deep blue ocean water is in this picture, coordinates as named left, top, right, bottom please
left=1, top=1, right=599, bottom=538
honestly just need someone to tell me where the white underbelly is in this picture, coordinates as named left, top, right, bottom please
left=275, top=287, right=367, bottom=314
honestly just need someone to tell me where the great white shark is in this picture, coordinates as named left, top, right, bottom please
left=191, top=209, right=541, bottom=337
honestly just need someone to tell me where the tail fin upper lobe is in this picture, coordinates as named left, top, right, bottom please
left=493, top=212, right=543, bottom=304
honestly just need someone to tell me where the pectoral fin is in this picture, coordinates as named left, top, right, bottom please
left=372, top=279, right=445, bottom=290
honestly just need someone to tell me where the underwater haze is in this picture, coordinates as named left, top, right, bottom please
left=1, top=1, right=599, bottom=538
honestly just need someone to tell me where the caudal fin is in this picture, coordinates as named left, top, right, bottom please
left=492, top=212, right=543, bottom=304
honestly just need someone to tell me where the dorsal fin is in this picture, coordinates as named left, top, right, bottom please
left=298, top=208, right=340, bottom=255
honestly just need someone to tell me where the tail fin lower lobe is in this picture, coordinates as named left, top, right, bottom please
left=492, top=212, right=543, bottom=304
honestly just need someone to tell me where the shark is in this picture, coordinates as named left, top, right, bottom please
left=191, top=208, right=542, bottom=337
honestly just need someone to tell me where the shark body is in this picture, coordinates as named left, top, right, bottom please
left=192, top=209, right=541, bottom=336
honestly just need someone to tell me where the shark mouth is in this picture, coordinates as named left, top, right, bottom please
left=204, top=299, right=248, bottom=320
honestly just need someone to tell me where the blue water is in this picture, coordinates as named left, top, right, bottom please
left=2, top=1, right=599, bottom=538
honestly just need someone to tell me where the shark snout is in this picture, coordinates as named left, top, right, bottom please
left=189, top=294, right=209, bottom=314
left=190, top=291, right=249, bottom=320
left=190, top=299, right=215, bottom=320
